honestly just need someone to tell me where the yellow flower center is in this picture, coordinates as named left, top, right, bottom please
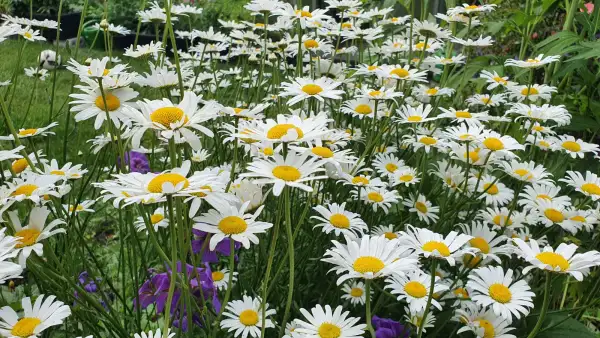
left=304, top=39, right=319, bottom=49
left=367, top=65, right=378, bottom=71
left=407, top=116, right=422, bottom=122
left=150, top=107, right=187, bottom=128
left=415, top=201, right=428, bottom=213
left=94, top=93, right=121, bottom=111
left=482, top=97, right=492, bottom=104
left=50, top=170, right=65, bottom=176
left=11, top=184, right=38, bottom=196
left=352, top=176, right=369, bottom=185
left=562, top=141, right=581, bottom=152
left=12, top=159, right=29, bottom=174
left=384, top=232, right=397, bottom=239
left=367, top=192, right=383, bottom=202
left=212, top=271, right=225, bottom=281
left=369, top=90, right=381, bottom=97
left=426, top=88, right=438, bottom=96
left=470, top=237, right=490, bottom=254
left=454, top=287, right=469, bottom=298
left=239, top=309, right=259, bottom=326
left=267, top=123, right=304, bottom=140
left=385, top=163, right=398, bottom=173
left=570, top=215, right=586, bottom=222
left=514, top=168, right=532, bottom=180
left=301, top=84, right=323, bottom=95
left=11, top=317, right=42, bottom=337
left=342, top=22, right=352, bottom=29
left=539, top=140, right=550, bottom=147
left=489, top=283, right=512, bottom=303
left=271, top=164, right=302, bottom=182
left=455, top=111, right=471, bottom=118
left=483, top=183, right=499, bottom=195
left=350, top=287, right=363, bottom=297
left=526, top=59, right=540, bottom=63
left=353, top=256, right=385, bottom=274
left=18, top=128, right=38, bottom=136
left=493, top=76, right=507, bottom=85
left=483, top=137, right=504, bottom=151
left=318, top=323, right=341, bottom=338
left=415, top=42, right=430, bottom=50
left=329, top=213, right=350, bottom=229
left=391, top=17, right=399, bottom=22
left=69, top=205, right=85, bottom=212
left=464, top=150, right=480, bottom=163
left=150, top=214, right=164, bottom=224
left=255, top=23, right=265, bottom=28
left=398, top=174, right=414, bottom=182
left=536, top=252, right=570, bottom=271
left=404, top=281, right=427, bottom=298
left=307, top=147, right=332, bottom=158
left=582, top=183, right=600, bottom=195
left=422, top=241, right=450, bottom=257
left=354, top=104, right=372, bottom=115
left=478, top=319, right=495, bottom=338
left=295, top=9, right=312, bottom=17
left=23, top=32, right=33, bottom=39
left=14, top=229, right=41, bottom=248
left=537, top=194, right=551, bottom=200
left=419, top=136, right=437, bottom=145
left=390, top=68, right=409, bottom=78
left=544, top=208, right=564, bottom=223
left=521, top=87, right=539, bottom=96
left=493, top=215, right=512, bottom=227
left=147, top=173, right=189, bottom=193
left=466, top=5, right=479, bottom=9
left=218, top=216, right=248, bottom=235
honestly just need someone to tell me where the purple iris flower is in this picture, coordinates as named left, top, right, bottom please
left=191, top=230, right=240, bottom=263
left=136, top=261, right=219, bottom=331
left=372, top=316, right=410, bottom=338
left=123, top=151, right=150, bottom=173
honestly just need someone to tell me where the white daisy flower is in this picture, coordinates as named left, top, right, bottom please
left=498, top=160, right=553, bottom=185
left=377, top=64, right=428, bottom=82
left=5, top=173, right=60, bottom=204
left=513, top=238, right=600, bottom=281
left=403, top=194, right=439, bottom=225
left=477, top=207, right=528, bottom=231
left=504, top=54, right=560, bottom=68
left=341, top=281, right=371, bottom=306
left=42, top=159, right=88, bottom=180
left=450, top=35, right=494, bottom=46
left=467, top=266, right=534, bottom=321
left=394, top=104, right=437, bottom=124
left=0, top=228, right=23, bottom=284
left=8, top=206, right=65, bottom=266
left=404, top=306, right=435, bottom=333
left=66, top=57, right=127, bottom=80
left=386, top=269, right=449, bottom=312
left=459, top=222, right=512, bottom=266
left=560, top=171, right=600, bottom=201
left=0, top=295, right=71, bottom=338
left=294, top=304, right=366, bottom=337
left=550, top=134, right=599, bottom=158
left=469, top=175, right=513, bottom=206
left=479, top=70, right=515, bottom=90
left=311, top=202, right=367, bottom=239
left=340, top=99, right=385, bottom=119
left=518, top=183, right=570, bottom=210
left=352, top=187, right=400, bottom=214
left=127, top=91, right=218, bottom=150
left=220, top=295, right=276, bottom=337
left=212, top=268, right=238, bottom=291
left=194, top=201, right=273, bottom=250
left=279, top=77, right=344, bottom=105
left=454, top=303, right=517, bottom=338
left=241, top=151, right=326, bottom=196
left=398, top=225, right=474, bottom=266
left=64, top=200, right=95, bottom=214
left=466, top=94, right=506, bottom=107
left=0, top=123, right=58, bottom=141
left=322, top=235, right=418, bottom=284
left=507, top=84, right=556, bottom=102
left=134, top=207, right=169, bottom=232
left=134, top=328, right=175, bottom=338
left=237, top=113, right=331, bottom=144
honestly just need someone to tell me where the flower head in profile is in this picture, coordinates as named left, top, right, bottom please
left=66, top=57, right=127, bottom=80
left=504, top=54, right=560, bottom=68
left=322, top=235, right=418, bottom=284
left=513, top=238, right=600, bottom=280
left=0, top=228, right=22, bottom=284
left=398, top=225, right=474, bottom=266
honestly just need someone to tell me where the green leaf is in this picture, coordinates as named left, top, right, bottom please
left=562, top=115, right=600, bottom=132
left=536, top=314, right=596, bottom=338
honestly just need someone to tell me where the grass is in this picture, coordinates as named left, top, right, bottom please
left=0, top=39, right=110, bottom=160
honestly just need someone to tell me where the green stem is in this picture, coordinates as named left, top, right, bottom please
left=417, top=260, right=437, bottom=338
left=279, top=185, right=295, bottom=336
left=527, top=271, right=552, bottom=338
left=365, top=280, right=375, bottom=337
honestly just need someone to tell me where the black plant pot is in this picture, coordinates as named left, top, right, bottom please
left=33, top=11, right=82, bottom=41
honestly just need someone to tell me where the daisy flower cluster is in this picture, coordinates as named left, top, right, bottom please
left=1, top=0, right=600, bottom=337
